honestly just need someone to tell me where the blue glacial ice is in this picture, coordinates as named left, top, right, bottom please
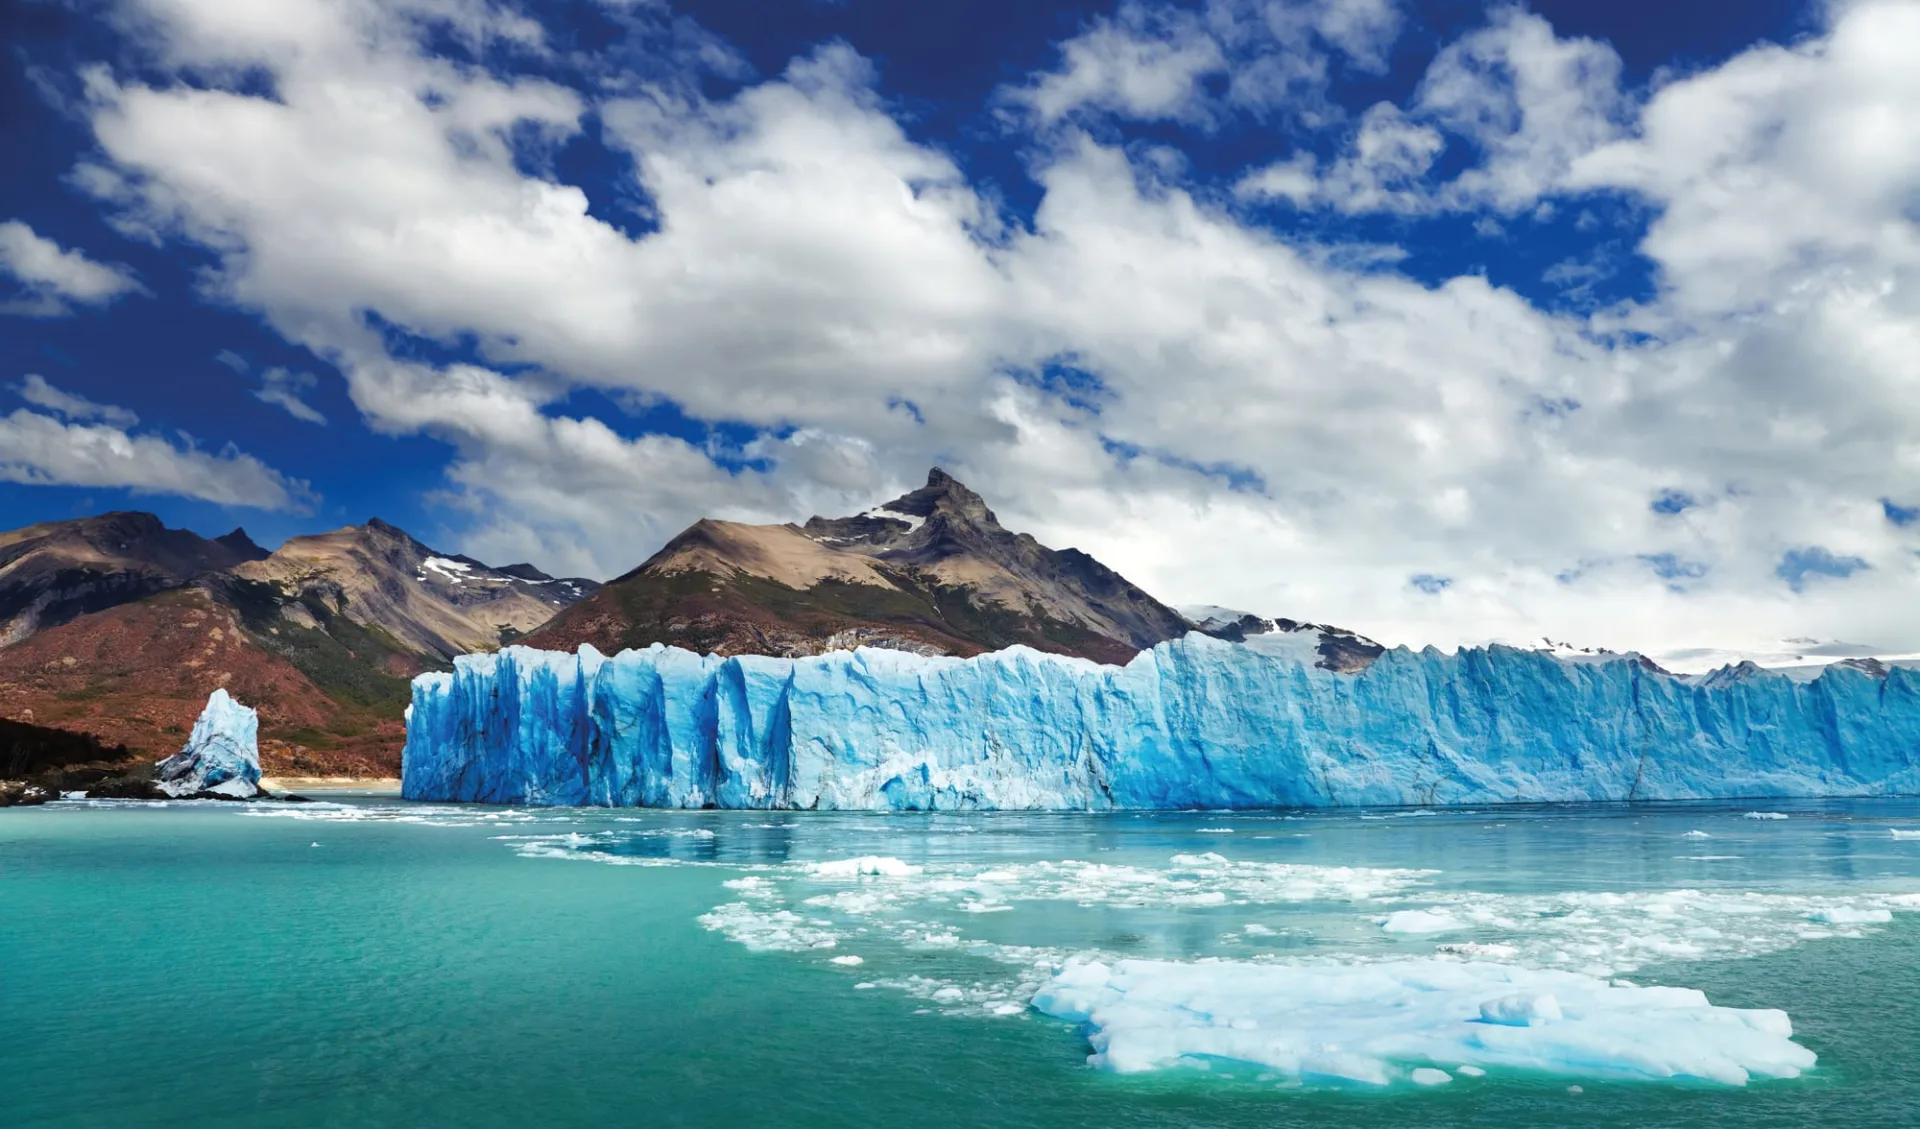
left=399, top=635, right=1920, bottom=809
left=156, top=688, right=262, bottom=798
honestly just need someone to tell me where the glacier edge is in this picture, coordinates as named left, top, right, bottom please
left=399, top=635, right=1920, bottom=810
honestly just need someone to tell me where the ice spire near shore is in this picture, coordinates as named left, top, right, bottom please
left=156, top=689, right=262, bottom=798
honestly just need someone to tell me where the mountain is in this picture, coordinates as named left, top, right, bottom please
left=233, top=518, right=598, bottom=660
left=0, top=511, right=259, bottom=647
left=0, top=512, right=597, bottom=779
left=526, top=468, right=1193, bottom=664
left=1179, top=605, right=1386, bottom=673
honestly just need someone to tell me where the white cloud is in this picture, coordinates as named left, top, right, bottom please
left=0, top=408, right=314, bottom=510
left=1415, top=6, right=1626, bottom=211
left=254, top=367, right=327, bottom=424
left=42, top=0, right=1920, bottom=662
left=1012, top=3, right=1225, bottom=126
left=0, top=220, right=143, bottom=316
left=14, top=373, right=140, bottom=427
left=1236, top=102, right=1444, bottom=211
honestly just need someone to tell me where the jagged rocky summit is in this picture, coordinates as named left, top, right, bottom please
left=155, top=689, right=262, bottom=798
left=400, top=635, right=1920, bottom=810
left=525, top=468, right=1193, bottom=665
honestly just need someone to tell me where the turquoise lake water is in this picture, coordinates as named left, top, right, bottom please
left=6, top=795, right=1920, bottom=1128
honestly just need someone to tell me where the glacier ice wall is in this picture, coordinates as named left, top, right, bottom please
left=400, top=636, right=1920, bottom=809
left=156, top=688, right=262, bottom=798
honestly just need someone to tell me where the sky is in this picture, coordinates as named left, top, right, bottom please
left=2, top=0, right=1918, bottom=667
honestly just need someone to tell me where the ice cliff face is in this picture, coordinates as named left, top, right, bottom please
left=400, top=635, right=1920, bottom=810
left=156, top=689, right=262, bottom=798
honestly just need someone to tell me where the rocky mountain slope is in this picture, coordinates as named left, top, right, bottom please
left=234, top=518, right=597, bottom=660
left=0, top=512, right=596, bottom=776
left=527, top=469, right=1194, bottom=664
left=0, top=511, right=263, bottom=646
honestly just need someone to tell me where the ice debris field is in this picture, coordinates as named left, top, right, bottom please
left=244, top=800, right=1920, bottom=1091
left=402, top=635, right=1920, bottom=809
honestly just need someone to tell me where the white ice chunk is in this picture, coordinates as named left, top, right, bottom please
left=1743, top=812, right=1789, bottom=821
left=1805, top=907, right=1891, bottom=925
left=1030, top=958, right=1815, bottom=1087
left=830, top=955, right=865, bottom=966
left=806, top=856, right=921, bottom=878
left=1410, top=1068, right=1453, bottom=1086
left=1382, top=909, right=1465, bottom=934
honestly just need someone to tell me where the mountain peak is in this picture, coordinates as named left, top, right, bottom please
left=878, top=467, right=997, bottom=527
left=214, top=527, right=270, bottom=563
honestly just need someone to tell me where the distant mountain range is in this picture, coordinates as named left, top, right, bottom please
left=0, top=512, right=598, bottom=776
left=0, top=468, right=1387, bottom=780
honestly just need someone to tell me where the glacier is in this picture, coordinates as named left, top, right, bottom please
left=156, top=688, right=262, bottom=799
left=399, top=635, right=1920, bottom=809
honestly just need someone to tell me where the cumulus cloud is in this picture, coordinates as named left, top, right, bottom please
left=0, top=220, right=143, bottom=316
left=0, top=408, right=314, bottom=510
left=38, top=0, right=1920, bottom=662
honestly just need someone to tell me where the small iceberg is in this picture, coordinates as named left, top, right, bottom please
left=1030, top=957, right=1816, bottom=1087
left=155, top=689, right=262, bottom=799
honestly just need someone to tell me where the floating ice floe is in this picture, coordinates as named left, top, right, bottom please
left=1030, top=958, right=1817, bottom=1087
left=1743, top=812, right=1790, bottom=821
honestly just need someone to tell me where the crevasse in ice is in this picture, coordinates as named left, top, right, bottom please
left=399, top=635, right=1920, bottom=809
left=156, top=688, right=262, bottom=798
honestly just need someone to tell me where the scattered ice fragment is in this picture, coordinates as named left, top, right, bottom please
left=1410, top=1068, right=1452, bottom=1086
left=1683, top=830, right=1712, bottom=839
left=1456, top=1065, right=1486, bottom=1077
left=1805, top=907, right=1891, bottom=925
left=1243, top=924, right=1276, bottom=936
left=1197, top=827, right=1235, bottom=834
left=1382, top=909, right=1465, bottom=934
left=1568, top=1085, right=1584, bottom=1093
left=1743, top=812, right=1789, bottom=821
left=830, top=955, right=865, bottom=966
left=1891, top=830, right=1920, bottom=840
left=854, top=982, right=877, bottom=990
left=805, top=857, right=921, bottom=878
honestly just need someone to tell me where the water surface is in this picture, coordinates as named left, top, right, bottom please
left=5, top=796, right=1920, bottom=1127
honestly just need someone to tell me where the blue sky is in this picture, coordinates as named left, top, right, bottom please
left=2, top=0, right=1917, bottom=665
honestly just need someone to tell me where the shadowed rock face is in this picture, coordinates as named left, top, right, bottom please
left=0, top=512, right=261, bottom=647
left=529, top=469, right=1196, bottom=664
